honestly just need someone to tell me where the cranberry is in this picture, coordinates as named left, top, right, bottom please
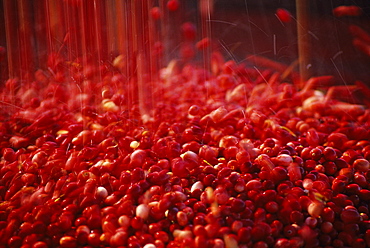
left=276, top=8, right=292, bottom=23
left=59, top=236, right=77, bottom=248
left=251, top=222, right=271, bottom=241
left=341, top=207, right=361, bottom=224
left=167, top=0, right=179, bottom=11
left=353, top=158, right=369, bottom=172
left=290, top=210, right=304, bottom=224
left=310, top=147, right=323, bottom=161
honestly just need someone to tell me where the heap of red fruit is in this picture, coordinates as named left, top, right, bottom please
left=0, top=47, right=369, bottom=248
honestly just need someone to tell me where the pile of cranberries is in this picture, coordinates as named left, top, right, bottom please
left=0, top=43, right=370, bottom=248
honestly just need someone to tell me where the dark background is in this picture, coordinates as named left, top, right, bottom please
left=209, top=0, right=370, bottom=84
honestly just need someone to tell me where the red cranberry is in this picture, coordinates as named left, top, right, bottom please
left=341, top=207, right=361, bottom=224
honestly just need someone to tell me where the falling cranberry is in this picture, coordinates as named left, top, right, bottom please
left=167, top=0, right=180, bottom=11
left=276, top=8, right=292, bottom=23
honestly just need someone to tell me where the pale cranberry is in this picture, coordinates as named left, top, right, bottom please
left=245, top=179, right=262, bottom=191
left=308, top=201, right=324, bottom=218
left=59, top=236, right=77, bottom=248
left=32, top=241, right=48, bottom=248
left=353, top=158, right=369, bottom=172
